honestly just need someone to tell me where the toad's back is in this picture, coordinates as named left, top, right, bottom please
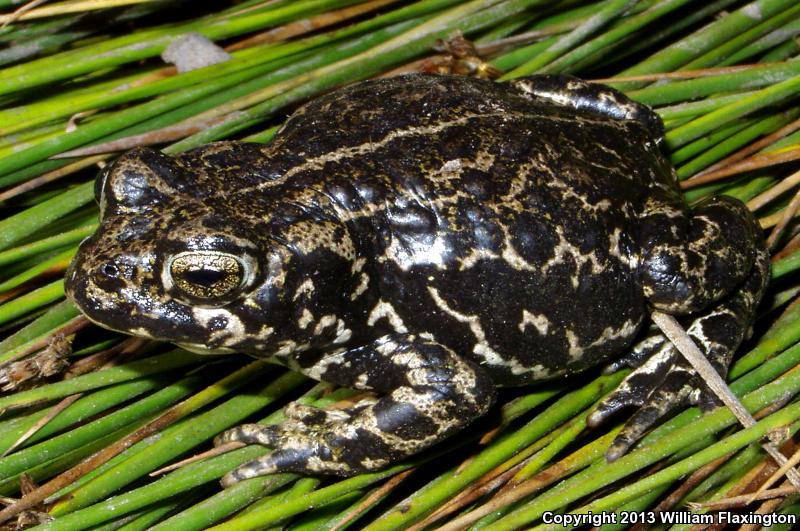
left=257, top=74, right=675, bottom=385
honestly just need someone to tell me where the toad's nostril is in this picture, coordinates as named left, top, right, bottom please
left=101, top=263, right=119, bottom=278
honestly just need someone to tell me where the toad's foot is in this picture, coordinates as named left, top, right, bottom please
left=602, top=327, right=667, bottom=374
left=588, top=339, right=696, bottom=460
left=218, top=334, right=495, bottom=485
left=589, top=245, right=768, bottom=460
left=216, top=402, right=386, bottom=485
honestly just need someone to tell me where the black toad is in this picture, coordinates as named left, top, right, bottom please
left=65, top=74, right=769, bottom=485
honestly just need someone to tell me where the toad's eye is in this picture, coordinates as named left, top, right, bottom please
left=169, top=251, right=247, bottom=302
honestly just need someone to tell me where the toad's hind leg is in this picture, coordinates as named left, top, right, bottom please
left=589, top=244, right=769, bottom=459
left=216, top=334, right=495, bottom=484
left=640, top=195, right=762, bottom=314
left=509, top=74, right=664, bottom=140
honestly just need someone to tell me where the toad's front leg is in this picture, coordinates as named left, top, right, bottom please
left=217, top=334, right=495, bottom=485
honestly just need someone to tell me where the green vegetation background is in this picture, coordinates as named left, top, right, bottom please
left=0, top=1, right=798, bottom=529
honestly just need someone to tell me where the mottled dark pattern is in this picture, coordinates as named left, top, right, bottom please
left=66, top=74, right=768, bottom=481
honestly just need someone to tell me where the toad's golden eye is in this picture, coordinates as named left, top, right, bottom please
left=169, top=251, right=245, bottom=301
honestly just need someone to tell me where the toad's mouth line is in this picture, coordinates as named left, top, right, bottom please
left=70, top=299, right=237, bottom=355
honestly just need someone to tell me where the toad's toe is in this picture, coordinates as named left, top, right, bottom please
left=602, top=329, right=668, bottom=374
left=215, top=423, right=282, bottom=447
left=589, top=339, right=678, bottom=427
left=221, top=447, right=320, bottom=487
left=604, top=369, right=694, bottom=460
